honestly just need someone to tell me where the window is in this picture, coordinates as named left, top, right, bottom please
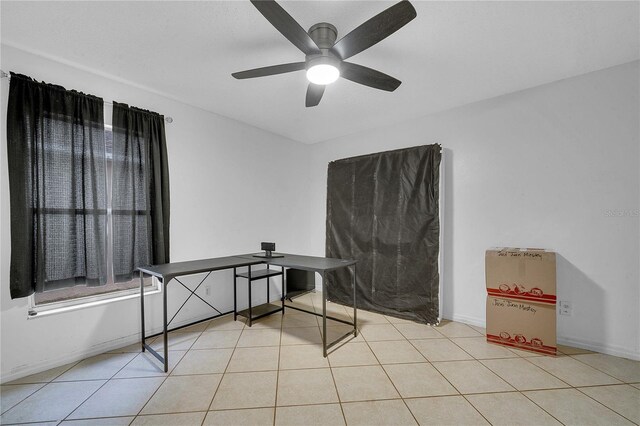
left=8, top=75, right=170, bottom=305
left=32, top=126, right=157, bottom=311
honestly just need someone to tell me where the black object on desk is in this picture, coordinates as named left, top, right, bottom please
left=286, top=269, right=315, bottom=300
left=138, top=252, right=357, bottom=372
left=253, top=242, right=284, bottom=258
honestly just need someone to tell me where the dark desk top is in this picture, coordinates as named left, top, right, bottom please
left=138, top=253, right=356, bottom=280
left=137, top=256, right=262, bottom=280
left=237, top=253, right=357, bottom=273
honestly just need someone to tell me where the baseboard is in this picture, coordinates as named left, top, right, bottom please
left=1, top=335, right=140, bottom=384
left=0, top=311, right=234, bottom=384
left=448, top=314, right=640, bottom=361
left=555, top=336, right=640, bottom=361
left=447, top=313, right=486, bottom=328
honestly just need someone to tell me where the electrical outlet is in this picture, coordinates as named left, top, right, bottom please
left=205, top=285, right=211, bottom=296
left=559, top=300, right=572, bottom=316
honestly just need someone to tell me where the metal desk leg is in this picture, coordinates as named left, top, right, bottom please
left=140, top=270, right=145, bottom=352
left=233, top=267, right=237, bottom=321
left=282, top=266, right=286, bottom=314
left=322, top=271, right=327, bottom=357
left=163, top=278, right=169, bottom=372
left=353, top=264, right=358, bottom=337
left=248, top=265, right=252, bottom=327
left=140, top=275, right=168, bottom=370
left=267, top=265, right=270, bottom=303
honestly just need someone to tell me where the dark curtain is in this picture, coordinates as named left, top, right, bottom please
left=325, top=144, right=442, bottom=324
left=112, top=102, right=170, bottom=282
left=7, top=73, right=107, bottom=298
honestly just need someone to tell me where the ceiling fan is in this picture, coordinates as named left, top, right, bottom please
left=232, top=0, right=417, bottom=107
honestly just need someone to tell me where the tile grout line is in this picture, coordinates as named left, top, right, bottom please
left=446, top=332, right=504, bottom=361
left=579, top=382, right=640, bottom=389
left=358, top=319, right=421, bottom=425
left=2, top=359, right=81, bottom=386
left=573, top=385, right=639, bottom=424
left=481, top=339, right=579, bottom=426
left=477, top=358, right=573, bottom=391
left=0, top=383, right=46, bottom=417
left=454, top=337, right=564, bottom=425
left=0, top=361, right=83, bottom=418
left=518, top=352, right=621, bottom=388
left=567, top=353, right=634, bottom=383
left=272, top=297, right=285, bottom=426
left=338, top=315, right=522, bottom=424
left=441, top=328, right=517, bottom=426
left=433, top=329, right=495, bottom=425
left=387, top=321, right=436, bottom=364
left=59, top=351, right=144, bottom=424
left=325, top=326, right=349, bottom=426
left=201, top=318, right=246, bottom=419
left=314, top=292, right=349, bottom=426
left=458, top=393, right=498, bottom=425
left=430, top=328, right=564, bottom=424
left=518, top=388, right=572, bottom=425
left=120, top=321, right=210, bottom=423
left=399, top=390, right=518, bottom=401
left=468, top=330, right=593, bottom=426
left=128, top=316, right=245, bottom=422
left=133, top=325, right=205, bottom=423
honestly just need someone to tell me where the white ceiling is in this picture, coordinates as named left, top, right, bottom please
left=2, top=1, right=638, bottom=144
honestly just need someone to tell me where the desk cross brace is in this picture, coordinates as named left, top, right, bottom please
left=170, top=274, right=223, bottom=326
left=140, top=271, right=231, bottom=372
left=284, top=304, right=353, bottom=327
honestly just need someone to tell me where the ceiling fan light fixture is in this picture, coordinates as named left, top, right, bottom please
left=306, top=64, right=340, bottom=85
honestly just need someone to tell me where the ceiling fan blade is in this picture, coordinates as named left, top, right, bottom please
left=306, top=83, right=325, bottom=107
left=340, top=62, right=401, bottom=91
left=251, top=0, right=321, bottom=55
left=331, top=0, right=417, bottom=60
left=232, top=62, right=306, bottom=79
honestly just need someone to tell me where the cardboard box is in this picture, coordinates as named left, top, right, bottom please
left=486, top=248, right=556, bottom=305
left=486, top=296, right=556, bottom=355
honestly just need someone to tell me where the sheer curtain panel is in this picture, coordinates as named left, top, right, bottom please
left=7, top=73, right=107, bottom=299
left=111, top=102, right=170, bottom=282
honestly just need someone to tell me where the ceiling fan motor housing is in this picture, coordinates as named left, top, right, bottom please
left=306, top=22, right=340, bottom=70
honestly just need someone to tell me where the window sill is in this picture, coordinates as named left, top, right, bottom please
left=28, top=286, right=161, bottom=319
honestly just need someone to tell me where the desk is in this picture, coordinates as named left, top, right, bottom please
left=138, top=253, right=357, bottom=372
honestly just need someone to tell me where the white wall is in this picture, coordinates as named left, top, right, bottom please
left=0, top=45, right=312, bottom=381
left=307, top=61, right=640, bottom=360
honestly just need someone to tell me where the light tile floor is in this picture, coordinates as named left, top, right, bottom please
left=1, top=292, right=639, bottom=425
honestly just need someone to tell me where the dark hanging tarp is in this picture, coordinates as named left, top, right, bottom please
left=325, top=144, right=442, bottom=324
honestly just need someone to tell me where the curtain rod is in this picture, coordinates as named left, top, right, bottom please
left=1, top=70, right=173, bottom=123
